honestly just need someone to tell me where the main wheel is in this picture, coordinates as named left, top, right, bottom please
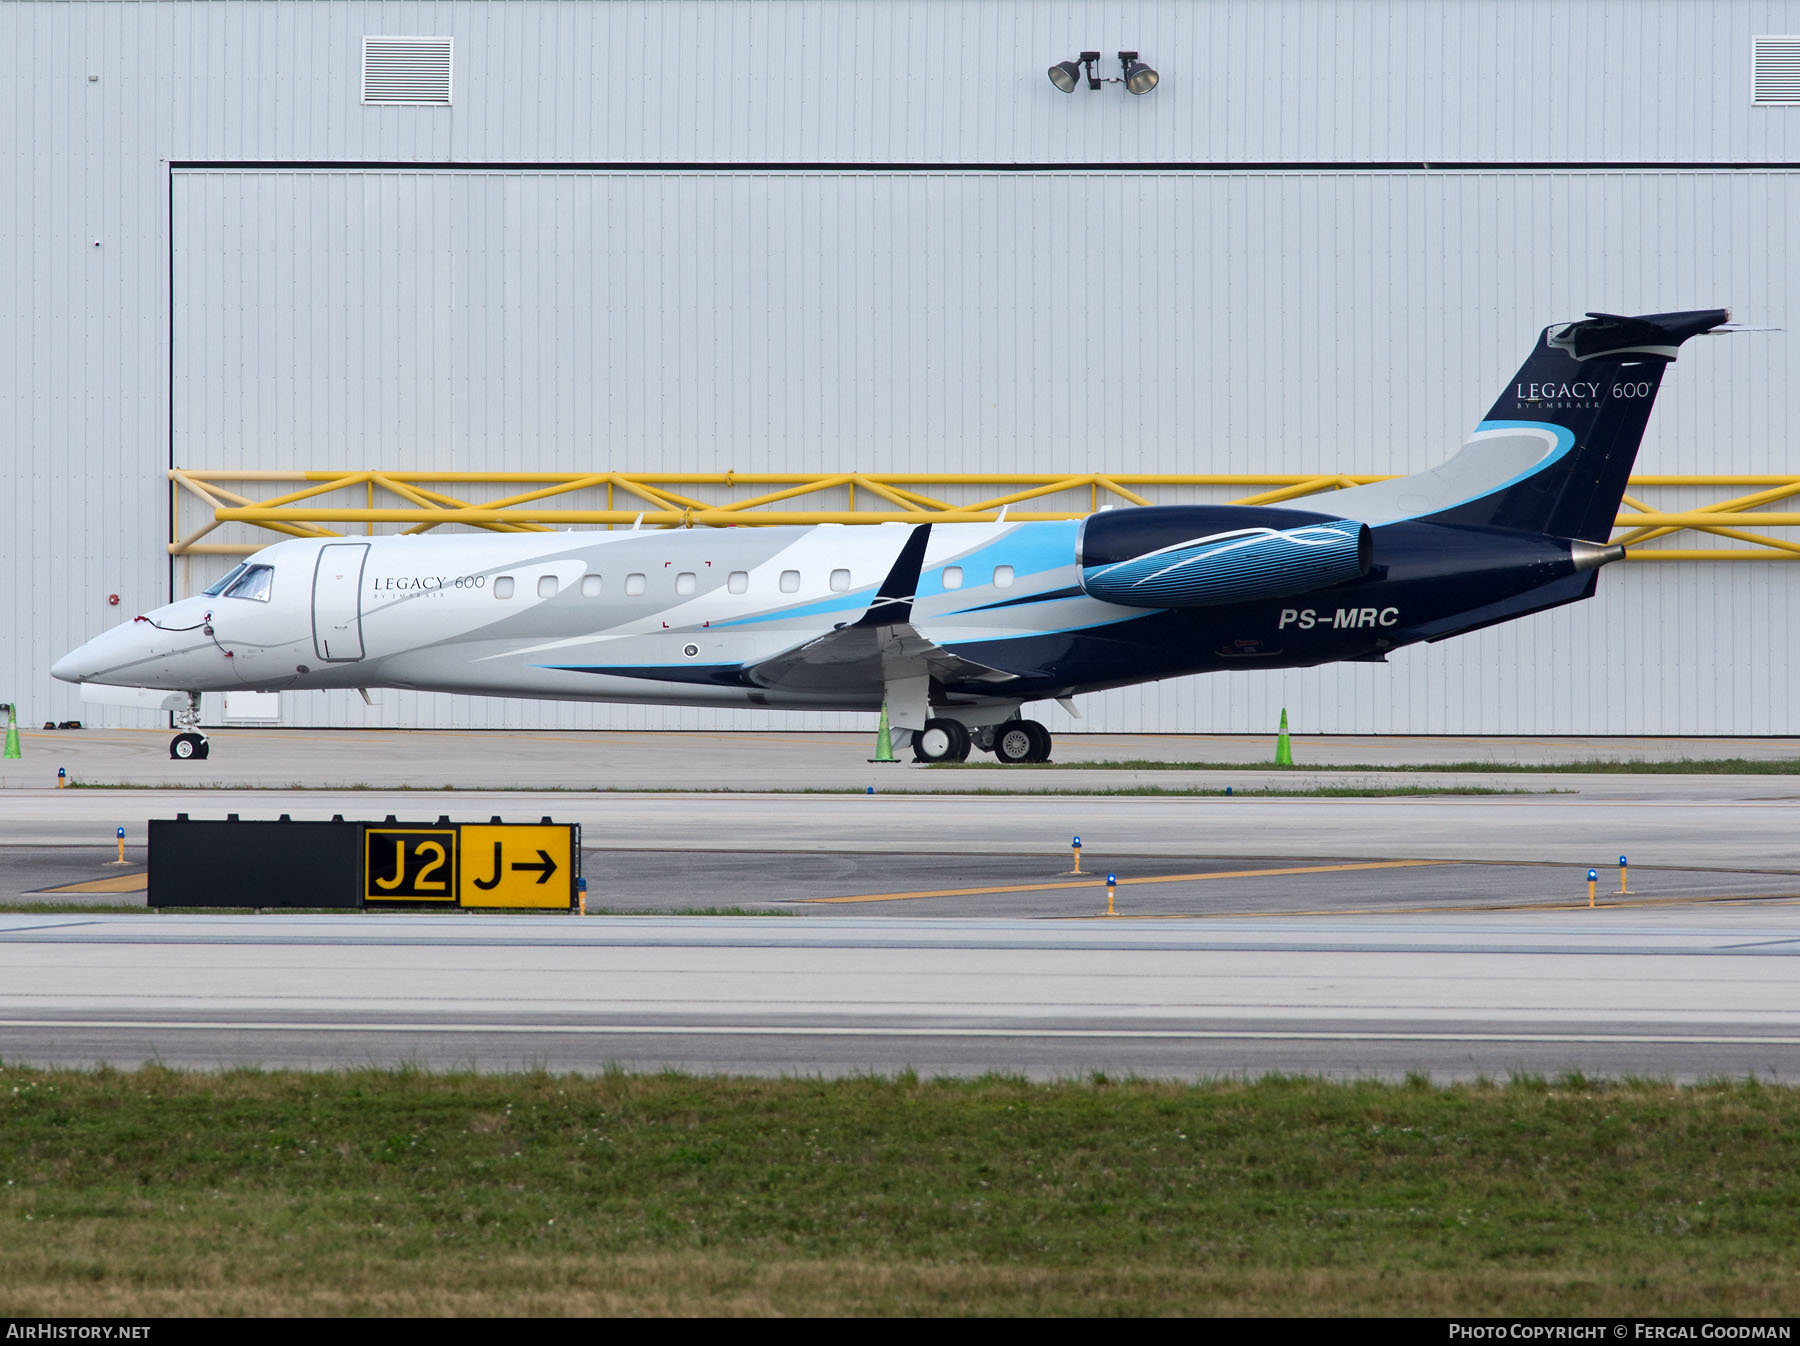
left=170, top=732, right=208, bottom=761
left=1020, top=719, right=1052, bottom=763
left=993, top=721, right=1036, bottom=764
left=912, top=718, right=971, bottom=763
left=943, top=720, right=971, bottom=762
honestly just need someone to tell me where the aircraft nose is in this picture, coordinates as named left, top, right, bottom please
left=51, top=618, right=169, bottom=687
left=50, top=642, right=94, bottom=684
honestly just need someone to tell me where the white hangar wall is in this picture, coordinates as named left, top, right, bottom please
left=5, top=0, right=1799, bottom=736
left=171, top=166, right=1798, bottom=734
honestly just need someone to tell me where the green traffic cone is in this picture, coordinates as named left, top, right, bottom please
left=2, top=703, right=19, bottom=760
left=871, top=701, right=897, bottom=763
left=1275, top=707, right=1293, bottom=766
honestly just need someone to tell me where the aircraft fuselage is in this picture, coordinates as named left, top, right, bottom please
left=51, top=307, right=1734, bottom=762
left=54, top=515, right=1603, bottom=709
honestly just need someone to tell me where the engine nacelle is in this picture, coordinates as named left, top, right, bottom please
left=1079, top=505, right=1372, bottom=609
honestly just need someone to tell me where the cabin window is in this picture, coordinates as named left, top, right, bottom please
left=204, top=563, right=249, bottom=596
left=493, top=576, right=515, bottom=600
left=537, top=575, right=559, bottom=599
left=625, top=573, right=646, bottom=597
left=993, top=565, right=1014, bottom=589
left=727, top=570, right=749, bottom=594
left=580, top=575, right=603, bottom=598
left=942, top=566, right=963, bottom=590
left=223, top=564, right=275, bottom=602
left=779, top=569, right=801, bottom=594
left=829, top=568, right=851, bottom=592
left=675, top=571, right=697, bottom=596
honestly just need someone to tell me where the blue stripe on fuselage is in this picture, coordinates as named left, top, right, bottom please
left=708, top=588, right=877, bottom=629
left=915, top=522, right=1082, bottom=597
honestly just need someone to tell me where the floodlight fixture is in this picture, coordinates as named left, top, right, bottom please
left=1048, top=52, right=1102, bottom=92
left=1047, top=50, right=1158, bottom=95
left=1120, top=51, right=1159, bottom=94
left=1048, top=59, right=1083, bottom=93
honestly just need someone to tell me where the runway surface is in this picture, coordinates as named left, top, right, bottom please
left=2, top=908, right=1797, bottom=1081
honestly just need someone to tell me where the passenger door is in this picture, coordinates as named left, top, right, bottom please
left=311, top=543, right=369, bottom=662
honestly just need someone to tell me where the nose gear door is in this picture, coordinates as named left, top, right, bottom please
left=312, top=543, right=370, bottom=662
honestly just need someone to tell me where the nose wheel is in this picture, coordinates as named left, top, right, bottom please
left=168, top=691, right=208, bottom=760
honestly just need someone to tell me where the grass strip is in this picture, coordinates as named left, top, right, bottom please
left=64, top=781, right=1545, bottom=798
left=2, top=1068, right=1798, bottom=1316
left=936, top=756, right=1800, bottom=774
left=869, top=784, right=1545, bottom=798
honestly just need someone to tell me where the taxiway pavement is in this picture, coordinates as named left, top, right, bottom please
left=1, top=908, right=1796, bottom=1081
left=2, top=730, right=1795, bottom=1079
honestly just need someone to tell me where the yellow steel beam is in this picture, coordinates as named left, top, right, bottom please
left=201, top=504, right=1800, bottom=529
left=394, top=481, right=547, bottom=534
left=167, top=469, right=1800, bottom=560
left=168, top=469, right=341, bottom=551
left=208, top=508, right=1083, bottom=527
left=964, top=475, right=1114, bottom=512
left=704, top=472, right=860, bottom=514
left=172, top=469, right=1797, bottom=488
left=1629, top=550, right=1800, bottom=560
left=1091, top=475, right=1156, bottom=508
left=1613, top=480, right=1800, bottom=547
left=1225, top=474, right=1352, bottom=507
left=845, top=474, right=926, bottom=511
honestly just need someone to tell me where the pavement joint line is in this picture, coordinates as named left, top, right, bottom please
left=800, top=859, right=1446, bottom=905
left=1, top=1019, right=1799, bottom=1045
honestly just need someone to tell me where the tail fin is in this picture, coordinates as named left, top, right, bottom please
left=1424, top=308, right=1729, bottom=540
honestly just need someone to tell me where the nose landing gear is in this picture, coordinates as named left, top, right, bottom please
left=171, top=732, right=209, bottom=760
left=168, top=692, right=209, bottom=760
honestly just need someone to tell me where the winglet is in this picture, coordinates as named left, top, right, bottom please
left=854, top=525, right=933, bottom=628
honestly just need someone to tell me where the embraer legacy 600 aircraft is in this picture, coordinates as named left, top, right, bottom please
left=56, top=308, right=1730, bottom=762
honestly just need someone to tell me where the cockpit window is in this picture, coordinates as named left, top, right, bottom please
left=223, top=564, right=275, bottom=602
left=203, top=563, right=249, bottom=597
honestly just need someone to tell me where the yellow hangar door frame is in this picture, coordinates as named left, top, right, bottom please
left=169, top=470, right=1800, bottom=564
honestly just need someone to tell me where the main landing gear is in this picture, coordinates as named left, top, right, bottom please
left=991, top=718, right=1052, bottom=764
left=911, top=716, right=1051, bottom=764
left=169, top=692, right=209, bottom=760
left=911, top=718, right=971, bottom=763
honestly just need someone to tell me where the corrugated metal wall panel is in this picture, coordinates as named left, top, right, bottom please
left=6, top=0, right=1800, bottom=736
left=164, top=166, right=1798, bottom=733
left=13, top=0, right=1800, bottom=167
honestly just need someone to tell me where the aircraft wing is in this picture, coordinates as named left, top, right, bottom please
left=740, top=524, right=1019, bottom=695
left=742, top=621, right=1020, bottom=696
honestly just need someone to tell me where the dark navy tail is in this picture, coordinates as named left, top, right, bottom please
left=1425, top=308, right=1729, bottom=541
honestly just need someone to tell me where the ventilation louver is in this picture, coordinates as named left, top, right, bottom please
left=1753, top=36, right=1800, bottom=105
left=363, top=36, right=454, bottom=106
